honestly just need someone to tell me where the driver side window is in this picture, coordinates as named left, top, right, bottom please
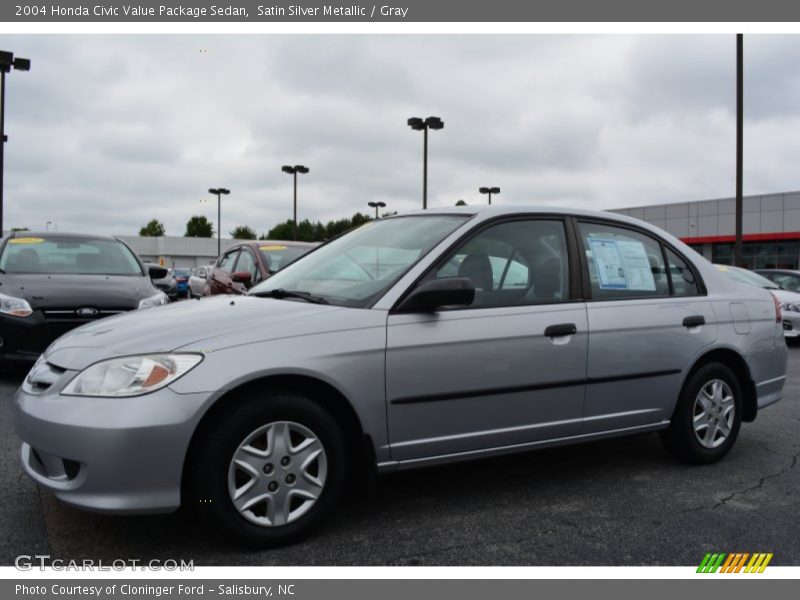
left=218, top=250, right=239, bottom=273
left=431, top=219, right=569, bottom=308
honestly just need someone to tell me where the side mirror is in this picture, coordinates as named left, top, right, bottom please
left=398, top=277, right=475, bottom=312
left=231, top=271, right=253, bottom=285
left=148, top=265, right=168, bottom=279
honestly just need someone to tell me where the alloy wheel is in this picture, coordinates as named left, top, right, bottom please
left=692, top=379, right=735, bottom=449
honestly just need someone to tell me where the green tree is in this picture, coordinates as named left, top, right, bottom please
left=455, top=199, right=467, bottom=206
left=264, top=220, right=296, bottom=241
left=11, top=227, right=30, bottom=232
left=139, top=219, right=165, bottom=237
left=264, top=212, right=375, bottom=243
left=230, top=225, right=257, bottom=239
left=185, top=215, right=214, bottom=238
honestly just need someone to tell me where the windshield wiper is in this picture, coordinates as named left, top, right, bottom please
left=251, top=288, right=330, bottom=305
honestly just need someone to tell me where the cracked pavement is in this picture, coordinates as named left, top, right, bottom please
left=1, top=347, right=798, bottom=566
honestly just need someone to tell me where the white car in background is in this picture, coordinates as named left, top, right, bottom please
left=188, top=265, right=213, bottom=298
left=714, top=264, right=800, bottom=339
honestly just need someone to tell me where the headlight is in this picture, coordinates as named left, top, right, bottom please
left=780, top=302, right=800, bottom=313
left=0, top=291, right=33, bottom=317
left=62, top=354, right=203, bottom=397
left=138, top=291, right=169, bottom=310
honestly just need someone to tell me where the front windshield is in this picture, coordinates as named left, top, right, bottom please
left=716, top=264, right=779, bottom=289
left=250, top=215, right=470, bottom=307
left=0, top=236, right=143, bottom=276
left=258, top=244, right=313, bottom=273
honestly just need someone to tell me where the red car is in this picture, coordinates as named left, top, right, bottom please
left=206, top=240, right=317, bottom=295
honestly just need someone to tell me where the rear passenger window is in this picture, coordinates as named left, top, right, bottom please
left=579, top=222, right=668, bottom=300
left=665, top=248, right=700, bottom=297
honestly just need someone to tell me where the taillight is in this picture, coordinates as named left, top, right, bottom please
left=771, top=292, right=782, bottom=323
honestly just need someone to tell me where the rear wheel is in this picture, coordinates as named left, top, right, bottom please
left=188, top=390, right=346, bottom=548
left=660, top=363, right=742, bottom=464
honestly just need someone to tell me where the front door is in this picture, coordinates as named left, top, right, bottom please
left=386, top=218, right=589, bottom=462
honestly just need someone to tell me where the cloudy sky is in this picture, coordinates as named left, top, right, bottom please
left=2, top=34, right=800, bottom=237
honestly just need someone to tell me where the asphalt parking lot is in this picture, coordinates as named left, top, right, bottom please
left=1, top=349, right=798, bottom=567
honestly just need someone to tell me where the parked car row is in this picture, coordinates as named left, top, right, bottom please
left=10, top=206, right=787, bottom=550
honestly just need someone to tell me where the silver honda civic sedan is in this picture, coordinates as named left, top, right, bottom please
left=14, top=206, right=787, bottom=547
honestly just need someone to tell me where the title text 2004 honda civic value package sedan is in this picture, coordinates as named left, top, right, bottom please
left=15, top=206, right=787, bottom=547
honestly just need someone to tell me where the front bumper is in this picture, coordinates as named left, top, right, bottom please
left=1, top=311, right=129, bottom=364
left=0, top=312, right=61, bottom=363
left=14, top=368, right=211, bottom=514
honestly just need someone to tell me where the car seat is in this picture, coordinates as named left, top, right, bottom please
left=457, top=254, right=493, bottom=292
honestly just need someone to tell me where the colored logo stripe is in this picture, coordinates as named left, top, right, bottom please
left=698, top=552, right=773, bottom=573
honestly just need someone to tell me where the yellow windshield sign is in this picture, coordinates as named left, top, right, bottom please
left=8, top=237, right=45, bottom=245
left=259, top=245, right=287, bottom=251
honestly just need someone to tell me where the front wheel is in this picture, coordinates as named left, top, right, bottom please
left=660, top=363, right=742, bottom=464
left=188, top=390, right=346, bottom=548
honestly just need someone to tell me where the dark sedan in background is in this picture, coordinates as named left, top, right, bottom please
left=0, top=232, right=169, bottom=369
left=207, top=240, right=317, bottom=295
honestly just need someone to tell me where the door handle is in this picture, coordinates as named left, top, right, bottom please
left=544, top=323, right=577, bottom=337
left=682, top=315, right=705, bottom=328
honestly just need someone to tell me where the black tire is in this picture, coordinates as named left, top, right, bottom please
left=660, top=362, right=742, bottom=465
left=188, top=390, right=347, bottom=548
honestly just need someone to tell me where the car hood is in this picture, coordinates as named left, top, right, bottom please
left=44, top=295, right=355, bottom=370
left=0, top=273, right=158, bottom=310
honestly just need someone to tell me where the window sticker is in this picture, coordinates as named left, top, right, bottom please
left=8, top=237, right=45, bottom=245
left=259, top=245, right=287, bottom=251
left=587, top=237, right=656, bottom=291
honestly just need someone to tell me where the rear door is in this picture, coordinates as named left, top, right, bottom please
left=386, top=217, right=589, bottom=462
left=577, top=219, right=716, bottom=433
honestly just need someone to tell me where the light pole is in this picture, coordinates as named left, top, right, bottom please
left=735, top=34, right=744, bottom=268
left=282, top=165, right=309, bottom=241
left=407, top=116, right=444, bottom=209
left=367, top=201, right=386, bottom=219
left=479, top=186, right=500, bottom=205
left=0, top=50, right=31, bottom=237
left=208, top=187, right=230, bottom=256
left=46, top=220, right=56, bottom=231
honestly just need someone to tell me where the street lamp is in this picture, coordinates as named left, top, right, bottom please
left=367, top=201, right=386, bottom=219
left=407, top=116, right=444, bottom=210
left=281, top=165, right=309, bottom=241
left=208, top=187, right=230, bottom=256
left=479, top=186, right=500, bottom=205
left=0, top=50, right=31, bottom=236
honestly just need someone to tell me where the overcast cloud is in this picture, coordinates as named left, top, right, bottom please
left=2, top=34, right=800, bottom=236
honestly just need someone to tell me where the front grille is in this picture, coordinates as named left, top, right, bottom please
left=42, top=308, right=130, bottom=320
left=23, top=359, right=67, bottom=394
left=784, top=320, right=793, bottom=331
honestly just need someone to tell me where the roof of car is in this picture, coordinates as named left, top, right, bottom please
left=396, top=204, right=638, bottom=220
left=4, top=231, right=121, bottom=241
left=234, top=240, right=319, bottom=248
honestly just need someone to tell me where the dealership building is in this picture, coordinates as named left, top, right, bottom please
left=118, top=235, right=239, bottom=269
left=108, top=190, right=800, bottom=270
left=612, top=190, right=800, bottom=270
